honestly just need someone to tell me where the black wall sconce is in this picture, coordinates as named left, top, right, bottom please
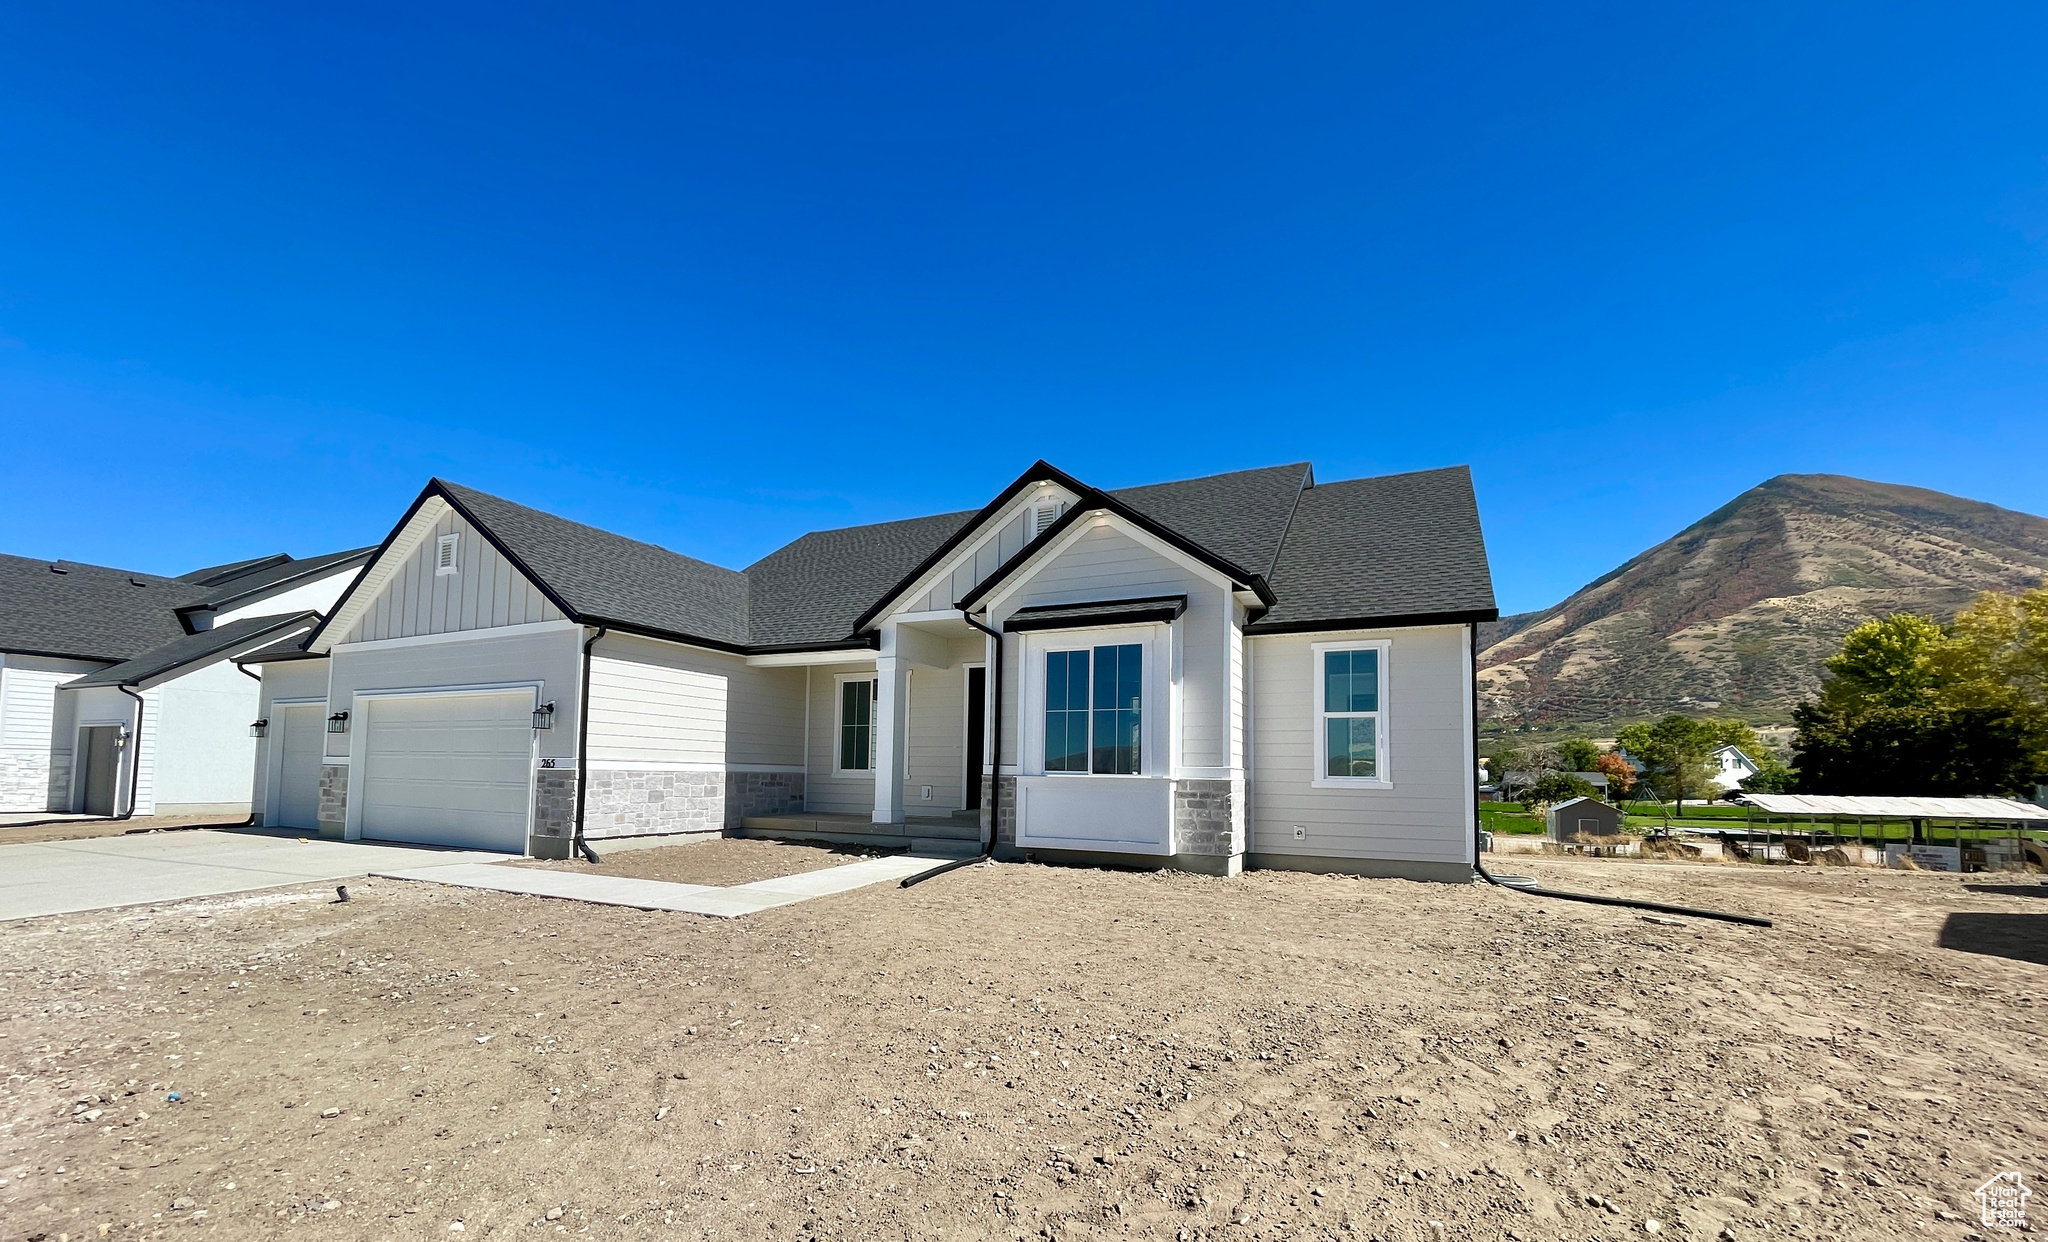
left=532, top=701, right=556, bottom=730
left=326, top=710, right=350, bottom=734
left=250, top=719, right=268, bottom=738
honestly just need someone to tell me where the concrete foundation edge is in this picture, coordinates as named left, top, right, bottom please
left=1245, top=852, right=1473, bottom=883
left=994, top=844, right=1243, bottom=877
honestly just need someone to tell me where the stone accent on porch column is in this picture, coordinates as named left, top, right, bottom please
left=1173, top=778, right=1244, bottom=876
left=532, top=769, right=577, bottom=840
left=316, top=765, right=349, bottom=839
left=985, top=775, right=1017, bottom=848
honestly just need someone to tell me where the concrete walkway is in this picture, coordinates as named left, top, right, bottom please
left=373, top=853, right=950, bottom=918
left=0, top=830, right=498, bottom=921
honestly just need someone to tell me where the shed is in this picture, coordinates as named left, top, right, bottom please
left=1546, top=795, right=1623, bottom=842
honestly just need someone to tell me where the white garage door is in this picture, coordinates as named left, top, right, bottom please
left=361, top=692, right=532, bottom=852
left=275, top=704, right=325, bottom=830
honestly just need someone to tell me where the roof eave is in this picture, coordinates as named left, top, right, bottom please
left=1243, top=607, right=1500, bottom=636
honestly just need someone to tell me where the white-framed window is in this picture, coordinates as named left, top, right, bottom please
left=435, top=533, right=460, bottom=576
left=1043, top=642, right=1143, bottom=775
left=834, top=674, right=878, bottom=774
left=1312, top=639, right=1390, bottom=787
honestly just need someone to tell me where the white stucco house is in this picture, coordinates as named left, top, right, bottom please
left=0, top=548, right=371, bottom=817
left=254, top=461, right=1497, bottom=881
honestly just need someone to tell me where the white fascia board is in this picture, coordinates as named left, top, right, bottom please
left=872, top=481, right=1080, bottom=626
left=310, top=497, right=451, bottom=654
left=745, top=648, right=879, bottom=668
left=980, top=511, right=1237, bottom=620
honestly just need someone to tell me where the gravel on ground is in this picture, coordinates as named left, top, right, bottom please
left=511, top=837, right=902, bottom=888
left=2, top=845, right=2042, bottom=1241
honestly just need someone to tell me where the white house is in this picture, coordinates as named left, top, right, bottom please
left=0, top=548, right=371, bottom=817
left=1711, top=744, right=1760, bottom=791
left=255, top=462, right=1497, bottom=880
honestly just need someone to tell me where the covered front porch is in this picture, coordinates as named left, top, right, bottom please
left=744, top=612, right=991, bottom=842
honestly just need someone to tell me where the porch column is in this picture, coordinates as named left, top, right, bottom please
left=872, top=654, right=910, bottom=825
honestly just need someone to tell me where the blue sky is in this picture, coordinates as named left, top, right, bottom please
left=3, top=3, right=2045, bottom=614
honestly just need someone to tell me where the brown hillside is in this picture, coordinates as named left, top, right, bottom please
left=1477, top=474, right=2048, bottom=726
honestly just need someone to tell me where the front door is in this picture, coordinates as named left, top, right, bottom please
left=964, top=666, right=986, bottom=811
left=79, top=726, right=120, bottom=816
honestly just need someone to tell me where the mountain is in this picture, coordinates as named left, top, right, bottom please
left=1477, top=474, right=2048, bottom=727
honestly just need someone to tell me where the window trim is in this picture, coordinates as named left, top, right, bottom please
left=1311, top=639, right=1392, bottom=789
left=831, top=672, right=878, bottom=777
left=1018, top=621, right=1167, bottom=780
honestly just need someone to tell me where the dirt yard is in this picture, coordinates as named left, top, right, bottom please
left=511, top=839, right=901, bottom=888
left=2, top=843, right=2043, bottom=1241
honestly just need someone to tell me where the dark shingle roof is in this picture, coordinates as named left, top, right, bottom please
left=235, top=635, right=327, bottom=664
left=0, top=554, right=200, bottom=662
left=67, top=613, right=318, bottom=688
left=178, top=553, right=292, bottom=586
left=181, top=546, right=374, bottom=610
left=441, top=482, right=753, bottom=648
left=378, top=462, right=1493, bottom=654
left=1109, top=463, right=1312, bottom=579
left=742, top=510, right=977, bottom=648
left=1250, top=465, right=1496, bottom=631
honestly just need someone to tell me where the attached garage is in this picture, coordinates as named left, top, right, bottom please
left=273, top=702, right=325, bottom=830
left=359, top=691, right=534, bottom=852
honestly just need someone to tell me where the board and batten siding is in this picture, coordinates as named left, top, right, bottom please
left=900, top=486, right=1080, bottom=616
left=804, top=660, right=878, bottom=814
left=342, top=507, right=563, bottom=644
left=1248, top=624, right=1472, bottom=866
left=585, top=633, right=804, bottom=770
left=990, top=520, right=1236, bottom=776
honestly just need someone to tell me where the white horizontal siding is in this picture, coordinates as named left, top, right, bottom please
left=587, top=634, right=804, bottom=769
left=904, top=661, right=970, bottom=811
left=2, top=665, right=76, bottom=750
left=1249, top=625, right=1472, bottom=865
left=805, top=661, right=877, bottom=814
left=326, top=627, right=583, bottom=763
left=344, top=508, right=562, bottom=644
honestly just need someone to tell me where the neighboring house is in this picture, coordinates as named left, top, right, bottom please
left=1546, top=795, right=1622, bottom=841
left=1499, top=769, right=1608, bottom=799
left=263, top=460, right=1496, bottom=880
left=1711, top=744, right=1759, bottom=791
left=0, top=548, right=372, bottom=816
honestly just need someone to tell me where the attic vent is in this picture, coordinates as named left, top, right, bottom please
left=435, top=533, right=460, bottom=576
left=1032, top=501, right=1068, bottom=537
left=48, top=563, right=67, bottom=574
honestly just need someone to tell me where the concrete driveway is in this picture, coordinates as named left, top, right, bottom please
left=0, top=829, right=499, bottom=921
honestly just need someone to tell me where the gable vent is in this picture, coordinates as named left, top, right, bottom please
left=435, top=533, right=460, bottom=576
left=1032, top=501, right=1068, bottom=537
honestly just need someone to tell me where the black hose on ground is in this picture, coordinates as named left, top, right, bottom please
left=1463, top=623, right=1769, bottom=928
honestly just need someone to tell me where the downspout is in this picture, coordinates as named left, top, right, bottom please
left=114, top=684, right=146, bottom=822
left=1468, top=623, right=1773, bottom=929
left=236, top=662, right=264, bottom=827
left=572, top=625, right=608, bottom=864
left=901, top=609, right=1003, bottom=888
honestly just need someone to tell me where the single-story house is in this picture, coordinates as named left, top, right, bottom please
left=256, top=460, right=1497, bottom=880
left=0, top=548, right=371, bottom=817
left=1546, top=795, right=1622, bottom=841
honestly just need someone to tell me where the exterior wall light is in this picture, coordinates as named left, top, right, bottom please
left=532, top=701, right=556, bottom=730
left=326, top=710, right=350, bottom=734
left=250, top=719, right=268, bottom=738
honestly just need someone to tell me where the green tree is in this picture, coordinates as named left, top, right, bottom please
left=1792, top=700, right=2041, bottom=796
left=1615, top=715, right=1721, bottom=815
left=1738, top=752, right=1796, bottom=795
left=1526, top=772, right=1599, bottom=809
left=1822, top=613, right=1949, bottom=708
left=1556, top=737, right=1601, bottom=772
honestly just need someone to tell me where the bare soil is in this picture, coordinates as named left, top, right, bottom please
left=2, top=846, right=2044, bottom=1241
left=512, top=839, right=902, bottom=888
left=0, top=814, right=251, bottom=847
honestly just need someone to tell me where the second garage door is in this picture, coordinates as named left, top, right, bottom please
left=361, top=692, right=533, bottom=852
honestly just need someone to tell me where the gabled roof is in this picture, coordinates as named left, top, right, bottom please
left=1248, top=465, right=1496, bottom=632
left=319, top=460, right=1495, bottom=657
left=178, top=553, right=293, bottom=586
left=66, top=613, right=318, bottom=689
